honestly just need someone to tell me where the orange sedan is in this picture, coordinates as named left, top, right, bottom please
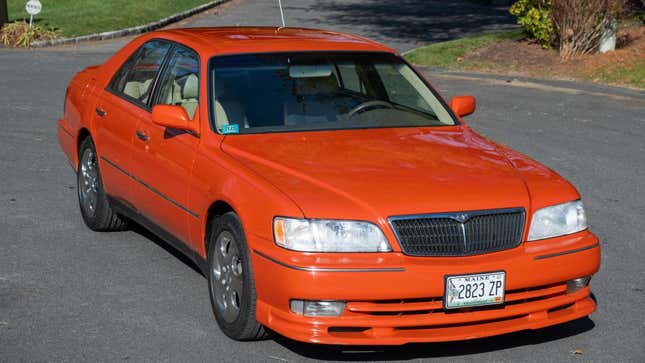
left=57, top=27, right=600, bottom=345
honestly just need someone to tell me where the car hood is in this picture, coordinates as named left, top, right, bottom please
left=221, top=126, right=532, bottom=220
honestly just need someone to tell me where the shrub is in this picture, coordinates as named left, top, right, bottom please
left=1, top=21, right=59, bottom=47
left=509, top=0, right=555, bottom=48
left=552, top=0, right=627, bottom=59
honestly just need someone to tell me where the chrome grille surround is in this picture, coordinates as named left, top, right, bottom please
left=388, top=208, right=526, bottom=256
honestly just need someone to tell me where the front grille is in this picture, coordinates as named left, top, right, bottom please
left=389, top=208, right=525, bottom=256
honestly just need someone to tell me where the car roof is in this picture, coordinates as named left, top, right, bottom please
left=147, top=27, right=396, bottom=57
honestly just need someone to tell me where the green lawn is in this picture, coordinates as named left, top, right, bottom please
left=592, top=58, right=645, bottom=89
left=7, top=0, right=212, bottom=37
left=404, top=30, right=525, bottom=69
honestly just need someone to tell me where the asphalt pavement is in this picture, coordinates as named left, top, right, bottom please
left=1, top=1, right=644, bottom=362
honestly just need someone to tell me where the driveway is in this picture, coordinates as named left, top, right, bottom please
left=1, top=1, right=644, bottom=362
left=184, top=0, right=518, bottom=52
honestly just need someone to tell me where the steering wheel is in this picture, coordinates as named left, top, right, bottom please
left=348, top=100, right=394, bottom=118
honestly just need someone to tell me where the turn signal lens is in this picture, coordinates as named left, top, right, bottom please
left=290, top=299, right=346, bottom=317
left=566, top=276, right=591, bottom=293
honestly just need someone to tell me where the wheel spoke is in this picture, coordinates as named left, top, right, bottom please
left=229, top=290, right=240, bottom=313
left=228, top=241, right=239, bottom=262
left=219, top=236, right=230, bottom=262
left=87, top=191, right=96, bottom=211
left=231, top=256, right=243, bottom=277
left=229, top=272, right=243, bottom=297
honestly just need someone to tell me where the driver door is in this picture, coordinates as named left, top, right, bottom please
left=129, top=44, right=201, bottom=244
left=94, top=40, right=171, bottom=204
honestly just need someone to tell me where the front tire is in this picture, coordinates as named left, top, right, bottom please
left=207, top=212, right=267, bottom=341
left=77, top=137, right=128, bottom=231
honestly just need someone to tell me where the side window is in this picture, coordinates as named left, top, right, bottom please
left=109, top=40, right=171, bottom=105
left=153, top=46, right=200, bottom=120
left=375, top=63, right=432, bottom=112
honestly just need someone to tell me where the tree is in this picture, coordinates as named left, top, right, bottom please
left=0, top=0, right=8, bottom=29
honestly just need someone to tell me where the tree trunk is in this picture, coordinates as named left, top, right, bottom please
left=0, top=0, right=8, bottom=29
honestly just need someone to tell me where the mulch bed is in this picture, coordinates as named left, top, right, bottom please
left=463, top=26, right=644, bottom=85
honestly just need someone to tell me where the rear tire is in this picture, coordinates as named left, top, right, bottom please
left=77, top=137, right=128, bottom=231
left=207, top=212, right=267, bottom=341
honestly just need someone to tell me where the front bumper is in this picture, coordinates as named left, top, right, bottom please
left=251, top=230, right=600, bottom=345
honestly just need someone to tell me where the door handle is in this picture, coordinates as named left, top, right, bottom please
left=135, top=130, right=149, bottom=141
left=95, top=107, right=107, bottom=117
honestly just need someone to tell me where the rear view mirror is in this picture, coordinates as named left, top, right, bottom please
left=152, top=105, right=199, bottom=135
left=289, top=64, right=332, bottom=78
left=450, top=96, right=476, bottom=117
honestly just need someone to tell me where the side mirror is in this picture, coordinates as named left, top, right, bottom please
left=450, top=96, right=476, bottom=117
left=151, top=105, right=199, bottom=135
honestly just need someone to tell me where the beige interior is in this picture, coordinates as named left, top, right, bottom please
left=122, top=74, right=199, bottom=120
left=181, top=74, right=199, bottom=119
left=123, top=79, right=153, bottom=103
left=163, top=80, right=182, bottom=106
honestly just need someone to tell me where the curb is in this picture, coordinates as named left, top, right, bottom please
left=30, top=0, right=231, bottom=48
left=418, top=67, right=645, bottom=98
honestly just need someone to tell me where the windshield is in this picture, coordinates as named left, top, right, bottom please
left=209, top=52, right=456, bottom=134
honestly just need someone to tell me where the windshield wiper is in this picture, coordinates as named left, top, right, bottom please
left=388, top=101, right=439, bottom=121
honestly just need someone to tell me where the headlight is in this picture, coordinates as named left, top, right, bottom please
left=528, top=200, right=587, bottom=241
left=273, top=217, right=391, bottom=252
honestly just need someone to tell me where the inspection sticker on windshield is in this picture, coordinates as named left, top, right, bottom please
left=221, top=124, right=239, bottom=134
left=444, top=271, right=505, bottom=309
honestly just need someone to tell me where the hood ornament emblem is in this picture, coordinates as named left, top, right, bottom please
left=454, top=213, right=470, bottom=223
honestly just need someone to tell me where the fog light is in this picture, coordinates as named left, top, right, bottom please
left=290, top=300, right=345, bottom=317
left=567, top=276, right=591, bottom=293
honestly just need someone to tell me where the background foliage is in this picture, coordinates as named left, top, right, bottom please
left=509, top=0, right=555, bottom=48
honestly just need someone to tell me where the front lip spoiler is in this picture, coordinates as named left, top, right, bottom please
left=253, top=250, right=406, bottom=272
left=533, top=243, right=600, bottom=260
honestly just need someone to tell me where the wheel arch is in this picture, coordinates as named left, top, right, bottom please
left=204, top=200, right=236, bottom=254
left=76, top=128, right=92, bottom=166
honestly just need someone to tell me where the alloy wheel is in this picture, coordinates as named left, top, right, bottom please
left=79, top=148, right=99, bottom=217
left=212, top=231, right=244, bottom=323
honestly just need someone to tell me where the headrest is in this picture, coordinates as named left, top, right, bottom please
left=124, top=81, right=142, bottom=99
left=182, top=74, right=199, bottom=99
left=141, top=79, right=152, bottom=94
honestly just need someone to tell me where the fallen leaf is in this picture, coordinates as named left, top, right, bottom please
left=571, top=349, right=584, bottom=355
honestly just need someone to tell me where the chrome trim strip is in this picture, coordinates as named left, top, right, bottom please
left=253, top=250, right=406, bottom=272
left=388, top=207, right=526, bottom=223
left=100, top=156, right=200, bottom=219
left=534, top=243, right=600, bottom=260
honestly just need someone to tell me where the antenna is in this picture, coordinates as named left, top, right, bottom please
left=278, top=0, right=286, bottom=27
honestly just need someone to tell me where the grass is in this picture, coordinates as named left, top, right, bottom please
left=592, top=59, right=645, bottom=89
left=404, top=30, right=525, bottom=69
left=404, top=27, right=645, bottom=89
left=7, top=0, right=213, bottom=37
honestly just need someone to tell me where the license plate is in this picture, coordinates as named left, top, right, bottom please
left=444, top=271, right=506, bottom=309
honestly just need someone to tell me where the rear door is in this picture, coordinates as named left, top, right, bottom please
left=94, top=40, right=171, bottom=204
left=129, top=44, right=201, bottom=244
